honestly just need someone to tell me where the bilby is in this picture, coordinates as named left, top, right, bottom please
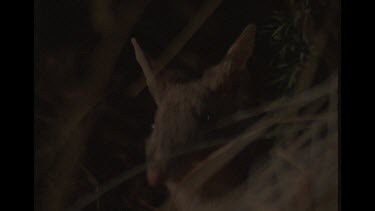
left=131, top=24, right=256, bottom=186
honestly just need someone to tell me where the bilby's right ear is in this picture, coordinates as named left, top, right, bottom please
left=224, top=24, right=256, bottom=70
left=200, top=24, right=257, bottom=91
left=131, top=38, right=163, bottom=105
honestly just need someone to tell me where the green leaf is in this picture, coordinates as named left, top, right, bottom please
left=272, top=24, right=286, bottom=40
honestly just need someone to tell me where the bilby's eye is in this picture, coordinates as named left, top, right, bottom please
left=202, top=112, right=214, bottom=123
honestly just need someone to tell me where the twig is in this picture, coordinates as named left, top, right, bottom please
left=80, top=164, right=101, bottom=211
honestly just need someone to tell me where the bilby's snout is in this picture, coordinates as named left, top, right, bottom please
left=146, top=153, right=168, bottom=187
left=147, top=166, right=161, bottom=187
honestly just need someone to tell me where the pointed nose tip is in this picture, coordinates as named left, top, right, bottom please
left=147, top=168, right=161, bottom=187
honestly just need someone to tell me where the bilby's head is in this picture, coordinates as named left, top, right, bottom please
left=132, top=24, right=257, bottom=186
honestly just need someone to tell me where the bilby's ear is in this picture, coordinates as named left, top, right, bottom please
left=225, top=24, right=256, bottom=70
left=131, top=38, right=164, bottom=105
left=131, top=38, right=153, bottom=76
left=200, top=24, right=256, bottom=91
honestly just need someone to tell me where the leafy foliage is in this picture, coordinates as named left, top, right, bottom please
left=260, top=1, right=311, bottom=94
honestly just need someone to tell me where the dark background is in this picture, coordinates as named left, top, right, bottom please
left=34, top=0, right=340, bottom=210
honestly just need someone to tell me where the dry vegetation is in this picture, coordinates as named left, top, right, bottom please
left=35, top=0, right=339, bottom=210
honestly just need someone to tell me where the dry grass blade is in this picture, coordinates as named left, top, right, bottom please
left=161, top=116, right=278, bottom=211
left=212, top=76, right=337, bottom=131
left=67, top=164, right=146, bottom=211
left=164, top=119, right=337, bottom=211
left=39, top=115, right=95, bottom=211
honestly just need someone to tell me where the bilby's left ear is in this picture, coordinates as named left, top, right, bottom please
left=199, top=24, right=257, bottom=91
left=131, top=38, right=165, bottom=105
left=225, top=24, right=256, bottom=70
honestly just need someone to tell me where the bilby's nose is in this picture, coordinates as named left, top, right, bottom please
left=147, top=168, right=161, bottom=187
left=147, top=163, right=168, bottom=187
